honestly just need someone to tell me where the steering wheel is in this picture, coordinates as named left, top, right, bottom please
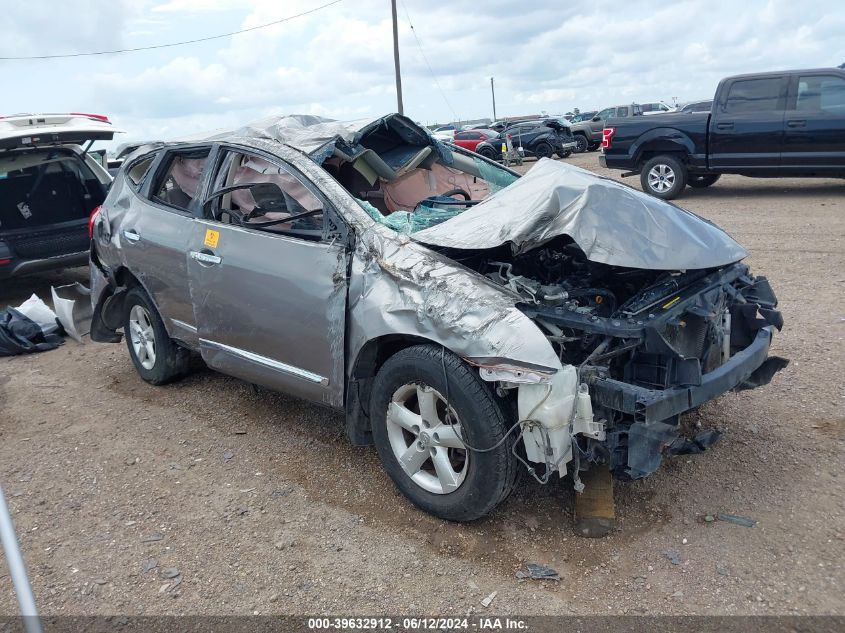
left=440, top=187, right=471, bottom=200
left=417, top=187, right=475, bottom=210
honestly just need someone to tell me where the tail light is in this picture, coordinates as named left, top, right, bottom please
left=601, top=127, right=616, bottom=149
left=88, top=205, right=102, bottom=239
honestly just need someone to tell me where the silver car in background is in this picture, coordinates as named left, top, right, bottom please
left=87, top=114, right=784, bottom=521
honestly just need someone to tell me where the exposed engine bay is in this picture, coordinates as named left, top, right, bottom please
left=439, top=236, right=786, bottom=481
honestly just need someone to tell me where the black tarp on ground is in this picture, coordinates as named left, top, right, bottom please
left=0, top=308, right=63, bottom=356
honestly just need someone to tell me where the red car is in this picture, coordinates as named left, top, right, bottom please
left=451, top=129, right=498, bottom=152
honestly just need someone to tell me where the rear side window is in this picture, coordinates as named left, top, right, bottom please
left=725, top=78, right=782, bottom=113
left=150, top=148, right=211, bottom=212
left=126, top=156, right=154, bottom=187
left=617, top=106, right=629, bottom=117
left=796, top=75, right=845, bottom=114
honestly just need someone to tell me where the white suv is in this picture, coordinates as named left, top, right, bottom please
left=0, top=113, right=120, bottom=279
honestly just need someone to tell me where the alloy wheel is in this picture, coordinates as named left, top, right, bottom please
left=128, top=304, right=156, bottom=370
left=647, top=164, right=676, bottom=193
left=385, top=383, right=468, bottom=495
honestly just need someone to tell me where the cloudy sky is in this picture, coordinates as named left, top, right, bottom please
left=2, top=0, right=843, bottom=146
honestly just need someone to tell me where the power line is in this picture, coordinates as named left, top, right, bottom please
left=399, top=0, right=459, bottom=122
left=0, top=0, right=343, bottom=61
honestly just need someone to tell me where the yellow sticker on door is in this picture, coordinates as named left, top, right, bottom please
left=203, top=229, right=220, bottom=248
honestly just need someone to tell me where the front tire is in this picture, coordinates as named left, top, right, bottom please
left=369, top=345, right=518, bottom=522
left=574, top=135, right=589, bottom=153
left=557, top=150, right=572, bottom=159
left=687, top=174, right=721, bottom=188
left=640, top=155, right=687, bottom=199
left=123, top=287, right=190, bottom=385
left=478, top=146, right=497, bottom=160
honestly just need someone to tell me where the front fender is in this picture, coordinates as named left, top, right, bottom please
left=347, top=225, right=562, bottom=379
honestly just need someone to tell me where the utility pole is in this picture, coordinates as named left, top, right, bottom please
left=490, top=77, right=497, bottom=121
left=391, top=0, right=404, bottom=115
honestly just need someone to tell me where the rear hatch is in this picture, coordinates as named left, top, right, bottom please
left=0, top=114, right=120, bottom=262
left=0, top=113, right=118, bottom=150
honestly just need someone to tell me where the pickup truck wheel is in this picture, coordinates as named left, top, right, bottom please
left=687, top=174, right=721, bottom=188
left=534, top=142, right=553, bottom=159
left=641, top=155, right=687, bottom=199
left=123, top=287, right=191, bottom=385
left=574, top=135, right=589, bottom=153
left=369, top=345, right=518, bottom=522
left=587, top=142, right=601, bottom=151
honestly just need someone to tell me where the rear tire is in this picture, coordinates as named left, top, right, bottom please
left=687, top=174, right=721, bottom=188
left=478, top=146, right=497, bottom=160
left=123, top=287, right=190, bottom=385
left=369, top=345, right=518, bottom=522
left=640, top=155, right=687, bottom=200
left=574, top=135, right=589, bottom=154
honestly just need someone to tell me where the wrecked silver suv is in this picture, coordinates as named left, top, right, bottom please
left=88, top=114, right=784, bottom=522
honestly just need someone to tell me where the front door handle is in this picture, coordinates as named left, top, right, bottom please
left=123, top=229, right=141, bottom=242
left=190, top=250, right=222, bottom=266
left=716, top=122, right=734, bottom=130
left=787, top=119, right=806, bottom=128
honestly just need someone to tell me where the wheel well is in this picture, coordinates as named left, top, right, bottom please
left=345, top=334, right=447, bottom=446
left=637, top=148, right=689, bottom=169
left=351, top=334, right=437, bottom=380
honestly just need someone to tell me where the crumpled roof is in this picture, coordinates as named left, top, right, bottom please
left=412, top=159, right=747, bottom=271
left=206, top=114, right=373, bottom=156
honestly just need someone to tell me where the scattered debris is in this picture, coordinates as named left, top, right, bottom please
left=704, top=514, right=716, bottom=523
left=716, top=563, right=730, bottom=576
left=516, top=563, right=560, bottom=581
left=670, top=590, right=684, bottom=598
left=141, top=533, right=164, bottom=543
left=223, top=450, right=235, bottom=461
left=480, top=591, right=497, bottom=608
left=160, top=568, right=180, bottom=579
left=717, top=513, right=756, bottom=528
left=664, top=550, right=682, bottom=565
left=142, top=558, right=158, bottom=573
left=467, top=579, right=479, bottom=591
left=91, top=577, right=108, bottom=585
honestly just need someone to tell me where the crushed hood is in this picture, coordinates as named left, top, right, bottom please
left=412, top=159, right=747, bottom=271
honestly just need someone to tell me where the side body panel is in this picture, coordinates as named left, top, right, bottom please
left=782, top=70, right=845, bottom=171
left=708, top=75, right=788, bottom=170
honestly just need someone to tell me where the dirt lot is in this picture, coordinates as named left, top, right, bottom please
left=1, top=152, right=843, bottom=617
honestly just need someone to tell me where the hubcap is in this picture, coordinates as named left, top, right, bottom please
left=647, top=164, right=675, bottom=192
left=385, top=383, right=468, bottom=495
left=128, top=304, right=156, bottom=370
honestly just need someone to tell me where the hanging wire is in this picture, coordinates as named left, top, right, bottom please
left=0, top=0, right=344, bottom=60
left=398, top=0, right=459, bottom=122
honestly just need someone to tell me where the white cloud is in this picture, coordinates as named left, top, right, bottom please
left=1, top=0, right=843, bottom=146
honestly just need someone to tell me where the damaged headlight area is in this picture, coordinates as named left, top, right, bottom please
left=460, top=236, right=786, bottom=483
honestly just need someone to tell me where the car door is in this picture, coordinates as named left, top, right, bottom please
left=591, top=108, right=616, bottom=140
left=117, top=145, right=212, bottom=345
left=186, top=145, right=348, bottom=407
left=782, top=72, right=845, bottom=171
left=709, top=75, right=788, bottom=170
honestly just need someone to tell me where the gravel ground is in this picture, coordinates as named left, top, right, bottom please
left=1, top=152, right=843, bottom=617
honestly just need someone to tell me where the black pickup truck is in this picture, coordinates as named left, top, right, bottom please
left=600, top=68, right=845, bottom=199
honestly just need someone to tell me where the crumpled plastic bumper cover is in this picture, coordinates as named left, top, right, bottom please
left=590, top=326, right=778, bottom=425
